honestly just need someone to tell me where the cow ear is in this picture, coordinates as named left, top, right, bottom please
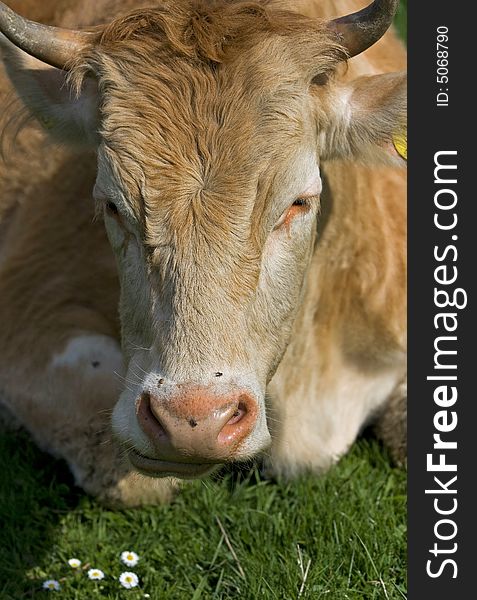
left=321, top=72, right=407, bottom=166
left=1, top=36, right=99, bottom=146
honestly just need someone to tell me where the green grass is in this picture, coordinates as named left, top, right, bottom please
left=395, top=0, right=407, bottom=42
left=0, top=430, right=406, bottom=599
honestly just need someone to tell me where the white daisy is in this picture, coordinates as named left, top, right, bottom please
left=119, top=571, right=139, bottom=589
left=120, top=550, right=139, bottom=567
left=87, top=568, right=105, bottom=580
left=68, top=558, right=81, bottom=568
left=42, top=580, right=60, bottom=591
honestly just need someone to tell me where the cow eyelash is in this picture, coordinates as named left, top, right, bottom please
left=273, top=197, right=316, bottom=231
left=292, top=198, right=310, bottom=207
left=292, top=195, right=321, bottom=208
left=105, top=200, right=119, bottom=215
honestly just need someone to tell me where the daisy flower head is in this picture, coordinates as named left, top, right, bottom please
left=42, top=580, right=60, bottom=591
left=119, top=571, right=139, bottom=589
left=87, top=568, right=105, bottom=580
left=68, top=558, right=81, bottom=568
left=120, top=550, right=139, bottom=567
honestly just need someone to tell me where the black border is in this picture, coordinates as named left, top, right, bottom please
left=408, top=2, right=476, bottom=596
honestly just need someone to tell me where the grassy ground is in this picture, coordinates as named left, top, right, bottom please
left=0, top=4, right=407, bottom=600
left=395, top=0, right=407, bottom=42
left=0, top=431, right=406, bottom=599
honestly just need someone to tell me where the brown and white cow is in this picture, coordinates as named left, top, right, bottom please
left=0, top=0, right=406, bottom=506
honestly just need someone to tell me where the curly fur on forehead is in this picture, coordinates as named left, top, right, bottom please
left=67, top=0, right=346, bottom=102
left=95, top=0, right=344, bottom=64
left=66, top=0, right=346, bottom=247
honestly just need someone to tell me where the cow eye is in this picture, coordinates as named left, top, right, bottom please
left=105, top=200, right=119, bottom=216
left=274, top=198, right=312, bottom=230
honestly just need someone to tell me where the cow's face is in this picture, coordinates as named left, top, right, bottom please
left=0, top=0, right=406, bottom=477
left=93, top=37, right=333, bottom=475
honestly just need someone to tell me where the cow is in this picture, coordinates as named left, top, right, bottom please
left=0, top=0, right=406, bottom=506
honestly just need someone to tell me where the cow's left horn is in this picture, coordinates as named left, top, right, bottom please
left=328, top=0, right=399, bottom=58
left=0, top=1, right=98, bottom=70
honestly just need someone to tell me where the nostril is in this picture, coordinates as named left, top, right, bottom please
left=217, top=394, right=257, bottom=447
left=226, top=403, right=247, bottom=426
left=136, top=391, right=167, bottom=439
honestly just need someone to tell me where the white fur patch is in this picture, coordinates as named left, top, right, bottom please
left=301, top=169, right=322, bottom=197
left=50, top=334, right=124, bottom=375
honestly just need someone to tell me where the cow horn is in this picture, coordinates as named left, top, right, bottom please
left=328, top=0, right=399, bottom=58
left=0, top=1, right=98, bottom=70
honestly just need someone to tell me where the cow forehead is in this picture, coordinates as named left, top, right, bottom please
left=100, top=46, right=312, bottom=156
left=85, top=10, right=341, bottom=240
left=92, top=16, right=342, bottom=165
left=97, top=58, right=318, bottom=225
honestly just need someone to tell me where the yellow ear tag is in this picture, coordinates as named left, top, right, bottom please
left=393, top=131, right=407, bottom=161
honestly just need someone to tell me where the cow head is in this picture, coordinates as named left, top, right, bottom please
left=0, top=0, right=406, bottom=477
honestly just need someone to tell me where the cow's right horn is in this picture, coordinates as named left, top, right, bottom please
left=0, top=1, right=99, bottom=70
left=328, top=0, right=399, bottom=58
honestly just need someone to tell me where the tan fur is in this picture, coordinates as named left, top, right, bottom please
left=0, top=0, right=406, bottom=504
